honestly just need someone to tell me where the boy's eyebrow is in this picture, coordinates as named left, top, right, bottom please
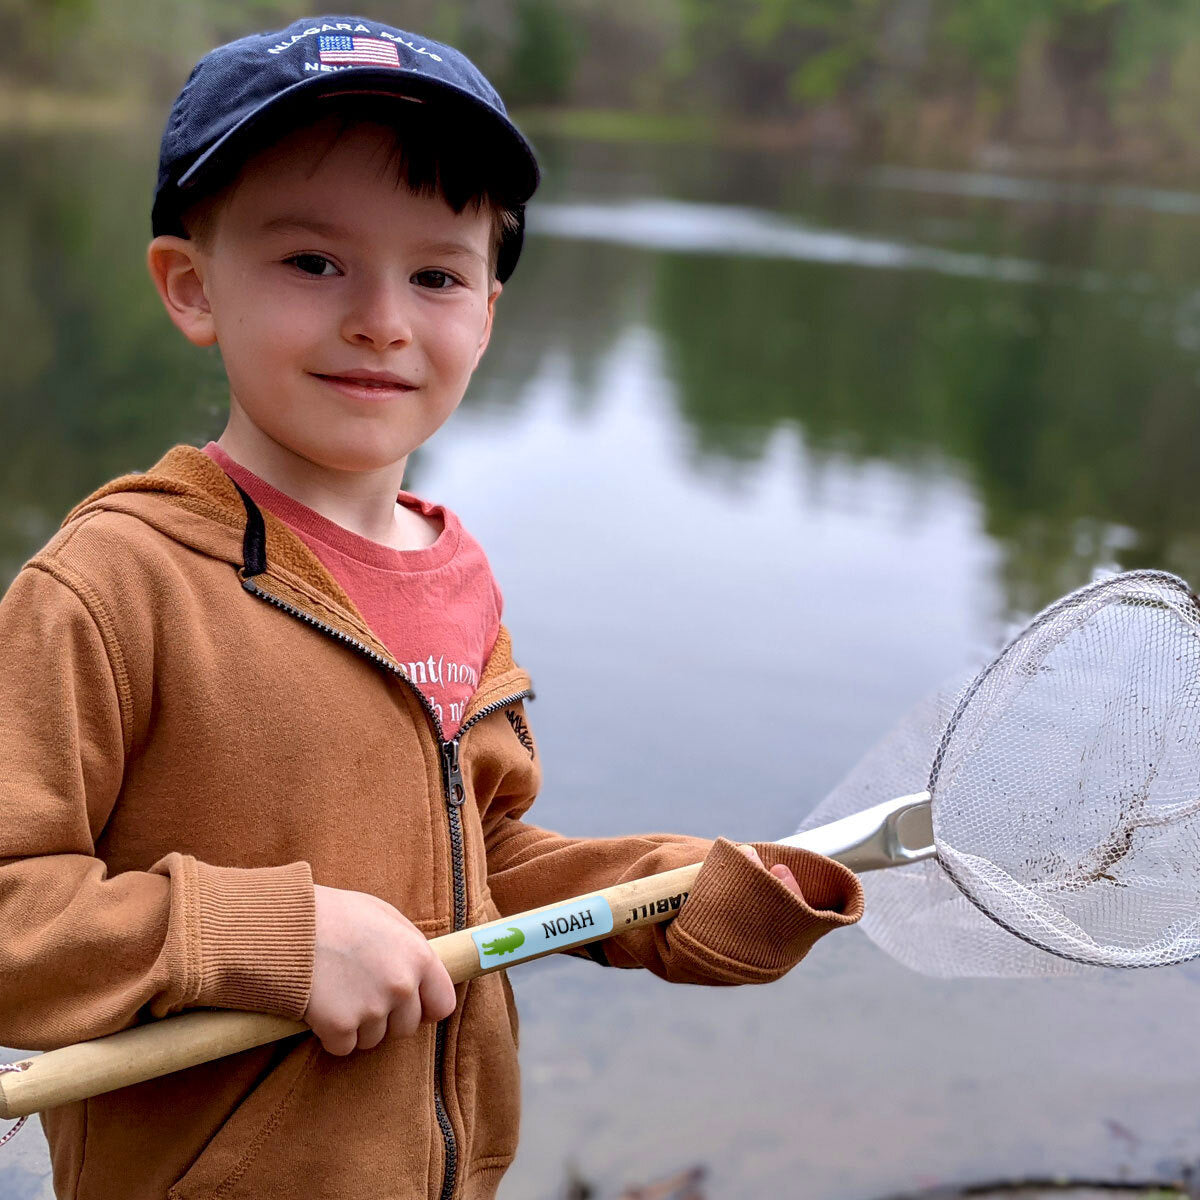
left=258, top=215, right=350, bottom=239
left=258, top=217, right=486, bottom=266
left=420, top=240, right=487, bottom=267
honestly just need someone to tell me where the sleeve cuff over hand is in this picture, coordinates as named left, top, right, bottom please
left=664, top=837, right=864, bottom=985
left=191, top=859, right=316, bottom=1019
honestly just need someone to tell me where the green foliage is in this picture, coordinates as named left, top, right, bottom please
left=935, top=0, right=1052, bottom=87
left=674, top=0, right=888, bottom=109
left=517, top=108, right=714, bottom=144
left=790, top=41, right=867, bottom=101
left=742, top=0, right=887, bottom=43
left=502, top=0, right=580, bottom=106
left=1107, top=0, right=1198, bottom=92
left=12, top=0, right=1200, bottom=165
left=0, top=0, right=295, bottom=92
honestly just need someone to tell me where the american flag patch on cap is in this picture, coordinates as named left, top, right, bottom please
left=318, top=35, right=401, bottom=68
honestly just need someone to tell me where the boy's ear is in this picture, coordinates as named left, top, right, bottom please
left=472, top=280, right=502, bottom=370
left=147, top=235, right=216, bottom=347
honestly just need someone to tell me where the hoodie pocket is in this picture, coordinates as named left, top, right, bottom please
left=167, top=1023, right=441, bottom=1200
left=444, top=966, right=523, bottom=1178
left=167, top=1036, right=320, bottom=1200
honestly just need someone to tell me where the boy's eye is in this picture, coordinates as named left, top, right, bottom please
left=285, top=253, right=339, bottom=277
left=413, top=269, right=458, bottom=290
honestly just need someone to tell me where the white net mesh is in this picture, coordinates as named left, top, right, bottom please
left=797, top=571, right=1200, bottom=978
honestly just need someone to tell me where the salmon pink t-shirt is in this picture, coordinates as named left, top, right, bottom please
left=204, top=443, right=500, bottom=740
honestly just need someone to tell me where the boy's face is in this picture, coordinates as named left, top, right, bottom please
left=155, top=117, right=500, bottom=474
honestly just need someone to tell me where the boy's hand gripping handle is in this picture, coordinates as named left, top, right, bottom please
left=0, top=794, right=932, bottom=1120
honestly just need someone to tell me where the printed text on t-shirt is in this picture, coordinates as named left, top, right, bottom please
left=404, top=654, right=480, bottom=728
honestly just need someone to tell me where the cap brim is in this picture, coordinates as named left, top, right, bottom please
left=175, top=68, right=539, bottom=204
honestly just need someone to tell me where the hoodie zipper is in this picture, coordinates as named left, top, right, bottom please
left=239, top=573, right=531, bottom=1200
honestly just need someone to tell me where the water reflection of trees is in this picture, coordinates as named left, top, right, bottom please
left=652, top=245, right=1200, bottom=611
left=0, top=133, right=225, bottom=582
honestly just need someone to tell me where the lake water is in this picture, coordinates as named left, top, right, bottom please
left=4, top=126, right=1200, bottom=1199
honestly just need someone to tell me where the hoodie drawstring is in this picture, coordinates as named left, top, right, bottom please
left=0, top=1061, right=30, bottom=1146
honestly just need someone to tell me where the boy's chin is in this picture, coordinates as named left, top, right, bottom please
left=257, top=428, right=413, bottom=475
left=298, top=443, right=414, bottom=474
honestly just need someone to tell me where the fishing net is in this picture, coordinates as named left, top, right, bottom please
left=795, top=570, right=1200, bottom=978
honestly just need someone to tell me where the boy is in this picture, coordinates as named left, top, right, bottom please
left=0, top=17, right=863, bottom=1199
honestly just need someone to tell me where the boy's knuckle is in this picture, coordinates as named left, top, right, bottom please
left=386, top=970, right=416, bottom=997
left=323, top=1032, right=355, bottom=1056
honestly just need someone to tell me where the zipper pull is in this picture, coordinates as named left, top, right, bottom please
left=441, top=740, right=465, bottom=807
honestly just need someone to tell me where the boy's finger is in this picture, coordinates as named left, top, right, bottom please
left=389, top=990, right=424, bottom=1039
left=356, top=1015, right=389, bottom=1052
left=739, top=844, right=803, bottom=897
left=769, top=863, right=802, bottom=897
left=316, top=1020, right=358, bottom=1057
left=737, top=844, right=764, bottom=868
left=419, top=966, right=457, bottom=1023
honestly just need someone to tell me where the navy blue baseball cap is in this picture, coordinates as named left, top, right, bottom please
left=153, top=15, right=540, bottom=282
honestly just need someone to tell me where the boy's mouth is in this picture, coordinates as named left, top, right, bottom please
left=312, top=370, right=417, bottom=398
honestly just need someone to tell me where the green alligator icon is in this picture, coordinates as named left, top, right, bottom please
left=481, top=926, right=526, bottom=957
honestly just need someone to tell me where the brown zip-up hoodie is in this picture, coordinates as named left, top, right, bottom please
left=0, top=446, right=863, bottom=1199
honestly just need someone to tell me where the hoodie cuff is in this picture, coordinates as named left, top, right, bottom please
left=191, top=859, right=316, bottom=1019
left=666, top=837, right=864, bottom=984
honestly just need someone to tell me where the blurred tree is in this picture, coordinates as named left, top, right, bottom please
left=501, top=0, right=580, bottom=106
left=10, top=2, right=1200, bottom=179
left=743, top=0, right=892, bottom=102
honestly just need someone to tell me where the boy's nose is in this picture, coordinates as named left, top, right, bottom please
left=340, top=280, right=414, bottom=350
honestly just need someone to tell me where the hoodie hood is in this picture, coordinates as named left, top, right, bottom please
left=62, top=442, right=524, bottom=692
left=64, top=443, right=364, bottom=620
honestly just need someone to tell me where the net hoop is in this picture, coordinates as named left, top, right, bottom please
left=929, top=569, right=1200, bottom=970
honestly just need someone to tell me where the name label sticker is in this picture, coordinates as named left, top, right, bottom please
left=471, top=896, right=614, bottom=969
